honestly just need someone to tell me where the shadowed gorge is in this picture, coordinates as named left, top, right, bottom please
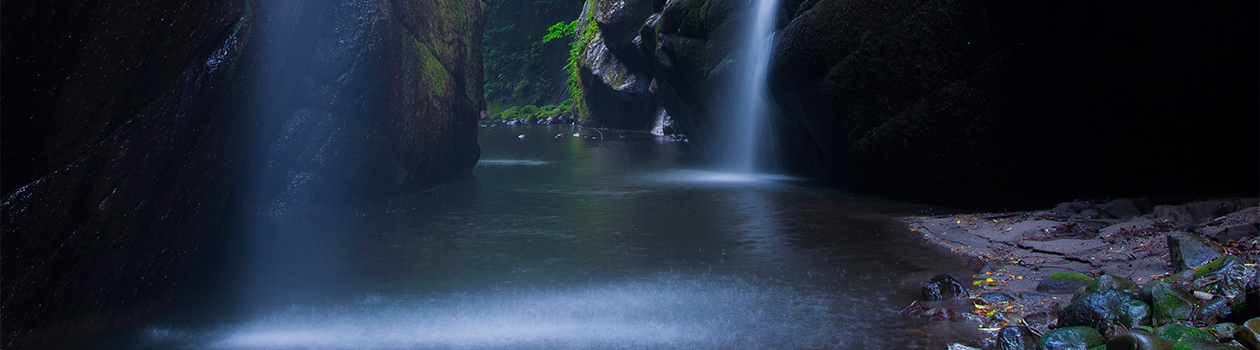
left=2, top=0, right=1257, bottom=349
left=2, top=0, right=484, bottom=348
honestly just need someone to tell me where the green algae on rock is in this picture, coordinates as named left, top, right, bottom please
left=1038, top=272, right=1094, bottom=294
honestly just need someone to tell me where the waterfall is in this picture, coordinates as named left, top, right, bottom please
left=722, top=0, right=779, bottom=174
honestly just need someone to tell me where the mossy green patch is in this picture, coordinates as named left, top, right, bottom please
left=1194, top=256, right=1230, bottom=279
left=1156, top=323, right=1215, bottom=343
left=1050, top=272, right=1092, bottom=282
left=414, top=40, right=450, bottom=106
left=565, top=5, right=599, bottom=123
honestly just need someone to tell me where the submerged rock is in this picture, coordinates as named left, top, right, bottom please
left=922, top=274, right=967, bottom=300
left=1041, top=326, right=1106, bottom=350
left=977, top=291, right=1018, bottom=304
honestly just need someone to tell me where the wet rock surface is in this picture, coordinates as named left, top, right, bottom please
left=1060, top=290, right=1151, bottom=332
left=993, top=326, right=1040, bottom=350
left=907, top=198, right=1260, bottom=349
left=2, top=1, right=251, bottom=348
left=1041, top=326, right=1106, bottom=350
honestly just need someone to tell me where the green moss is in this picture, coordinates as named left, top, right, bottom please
left=440, top=0, right=468, bottom=33
left=1155, top=323, right=1215, bottom=343
left=414, top=40, right=450, bottom=106
left=1193, top=256, right=1229, bottom=279
left=563, top=5, right=599, bottom=123
left=1049, top=272, right=1093, bottom=283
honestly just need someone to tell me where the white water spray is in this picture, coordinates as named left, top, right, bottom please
left=724, top=0, right=780, bottom=174
left=141, top=276, right=853, bottom=349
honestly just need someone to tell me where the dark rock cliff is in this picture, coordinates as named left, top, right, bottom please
left=248, top=0, right=484, bottom=215
left=767, top=0, right=1259, bottom=207
left=0, top=0, right=485, bottom=348
left=571, top=0, right=662, bottom=129
left=585, top=0, right=1259, bottom=206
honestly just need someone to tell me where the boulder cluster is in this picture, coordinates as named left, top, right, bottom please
left=903, top=199, right=1260, bottom=349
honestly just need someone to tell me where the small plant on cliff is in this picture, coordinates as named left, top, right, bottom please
left=543, top=21, right=576, bottom=44
left=560, top=11, right=599, bottom=123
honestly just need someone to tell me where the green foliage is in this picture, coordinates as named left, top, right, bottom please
left=543, top=21, right=577, bottom=43
left=481, top=0, right=584, bottom=107
left=498, top=106, right=521, bottom=120
left=565, top=8, right=599, bottom=123
left=492, top=99, right=575, bottom=121
left=521, top=105, right=541, bottom=120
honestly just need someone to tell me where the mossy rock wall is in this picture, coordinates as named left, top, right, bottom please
left=1, top=0, right=487, bottom=348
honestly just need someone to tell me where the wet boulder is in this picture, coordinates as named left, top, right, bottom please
left=1194, top=255, right=1257, bottom=299
left=1237, top=318, right=1260, bottom=350
left=1107, top=330, right=1176, bottom=350
left=994, top=326, right=1040, bottom=350
left=1140, top=280, right=1197, bottom=325
left=1074, top=275, right=1141, bottom=300
left=1039, top=272, right=1094, bottom=294
left=1060, top=290, right=1152, bottom=332
left=1041, top=326, right=1106, bottom=350
left=1208, top=322, right=1237, bottom=341
left=1167, top=231, right=1224, bottom=271
left=1154, top=323, right=1215, bottom=343
left=573, top=8, right=659, bottom=130
left=1193, top=296, right=1233, bottom=323
left=922, top=274, right=967, bottom=300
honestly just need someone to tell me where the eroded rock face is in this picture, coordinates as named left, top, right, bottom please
left=1, top=0, right=485, bottom=348
left=574, top=0, right=660, bottom=129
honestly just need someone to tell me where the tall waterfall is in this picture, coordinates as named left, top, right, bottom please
left=723, top=0, right=779, bottom=174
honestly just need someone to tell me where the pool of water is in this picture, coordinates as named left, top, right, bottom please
left=76, top=124, right=985, bottom=349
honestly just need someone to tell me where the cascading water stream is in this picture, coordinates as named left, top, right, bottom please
left=724, top=0, right=780, bottom=174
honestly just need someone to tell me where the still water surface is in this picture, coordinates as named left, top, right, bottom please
left=80, top=124, right=984, bottom=349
